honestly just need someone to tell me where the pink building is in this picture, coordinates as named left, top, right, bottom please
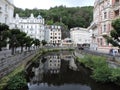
left=90, top=0, right=120, bottom=53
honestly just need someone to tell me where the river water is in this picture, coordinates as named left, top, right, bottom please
left=26, top=51, right=120, bottom=90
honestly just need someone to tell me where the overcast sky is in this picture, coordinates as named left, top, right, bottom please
left=14, top=0, right=95, bottom=9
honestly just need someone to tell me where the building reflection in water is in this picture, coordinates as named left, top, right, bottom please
left=44, top=54, right=61, bottom=74
left=29, top=52, right=78, bottom=85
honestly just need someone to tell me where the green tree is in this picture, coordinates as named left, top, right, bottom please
left=33, top=39, right=40, bottom=49
left=25, top=36, right=34, bottom=51
left=8, top=29, right=20, bottom=55
left=42, top=40, right=47, bottom=46
left=0, top=23, right=9, bottom=51
left=17, top=31, right=27, bottom=52
left=104, top=18, right=120, bottom=48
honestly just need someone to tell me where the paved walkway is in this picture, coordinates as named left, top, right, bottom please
left=0, top=50, right=11, bottom=59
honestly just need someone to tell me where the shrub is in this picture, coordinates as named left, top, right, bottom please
left=110, top=68, right=120, bottom=85
left=77, top=55, right=112, bottom=83
left=7, top=72, right=28, bottom=90
left=91, top=65, right=111, bottom=82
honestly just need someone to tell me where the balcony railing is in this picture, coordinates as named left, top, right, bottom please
left=102, top=32, right=107, bottom=36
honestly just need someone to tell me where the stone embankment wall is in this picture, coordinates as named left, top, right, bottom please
left=0, top=51, right=38, bottom=79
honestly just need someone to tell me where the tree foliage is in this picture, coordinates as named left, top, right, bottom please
left=42, top=40, right=47, bottom=46
left=0, top=23, right=9, bottom=51
left=104, top=18, right=120, bottom=48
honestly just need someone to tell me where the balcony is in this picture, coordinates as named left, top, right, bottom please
left=102, top=32, right=107, bottom=36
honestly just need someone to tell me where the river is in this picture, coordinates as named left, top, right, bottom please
left=26, top=51, right=120, bottom=90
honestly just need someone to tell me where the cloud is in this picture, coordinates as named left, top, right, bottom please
left=14, top=0, right=94, bottom=9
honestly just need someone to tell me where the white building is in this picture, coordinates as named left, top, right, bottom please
left=61, top=38, right=73, bottom=47
left=11, top=13, right=45, bottom=41
left=70, top=27, right=92, bottom=47
left=0, top=0, right=14, bottom=25
left=45, top=25, right=62, bottom=46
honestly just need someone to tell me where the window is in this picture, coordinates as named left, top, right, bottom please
left=5, top=4, right=7, bottom=12
left=31, top=26, right=33, bottom=29
left=5, top=17, right=7, bottom=23
left=104, top=12, right=107, bottom=19
left=21, top=25, right=23, bottom=28
left=106, top=40, right=109, bottom=46
left=15, top=25, right=17, bottom=28
left=58, top=40, right=60, bottom=43
left=0, top=7, right=2, bottom=12
left=100, top=38, right=102, bottom=46
left=103, top=24, right=106, bottom=32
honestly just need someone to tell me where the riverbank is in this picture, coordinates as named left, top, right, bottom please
left=75, top=53, right=120, bottom=86
left=0, top=50, right=41, bottom=90
left=0, top=48, right=74, bottom=90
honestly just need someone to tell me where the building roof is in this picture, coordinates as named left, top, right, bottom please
left=37, top=15, right=43, bottom=19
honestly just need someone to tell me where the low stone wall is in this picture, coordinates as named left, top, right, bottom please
left=0, top=50, right=38, bottom=79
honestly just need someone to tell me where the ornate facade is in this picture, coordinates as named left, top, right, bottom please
left=90, top=0, right=120, bottom=52
left=11, top=13, right=45, bottom=41
left=0, top=0, right=14, bottom=25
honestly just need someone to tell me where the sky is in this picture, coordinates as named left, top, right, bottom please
left=13, top=0, right=95, bottom=9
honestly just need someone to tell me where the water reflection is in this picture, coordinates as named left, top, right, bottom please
left=26, top=51, right=120, bottom=90
left=44, top=55, right=61, bottom=74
